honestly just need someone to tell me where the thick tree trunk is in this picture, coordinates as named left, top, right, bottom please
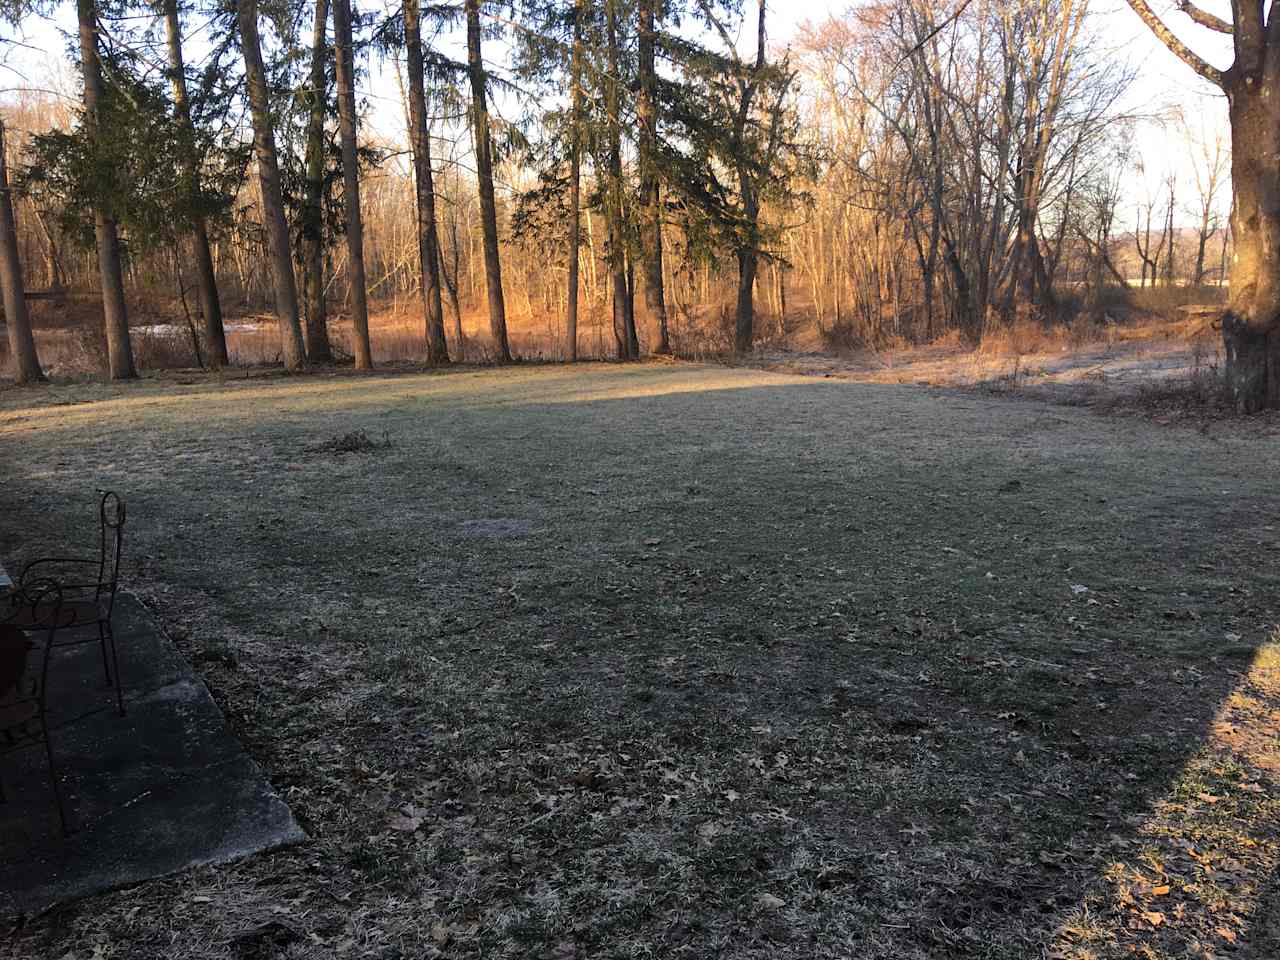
left=404, top=0, right=449, bottom=365
left=300, top=0, right=333, bottom=363
left=162, top=0, right=227, bottom=368
left=1223, top=80, right=1280, bottom=411
left=0, top=121, right=43, bottom=383
left=237, top=0, right=308, bottom=371
left=565, top=0, right=584, bottom=362
left=78, top=0, right=135, bottom=379
left=465, top=0, right=512, bottom=363
left=604, top=1, right=637, bottom=359
left=333, top=0, right=373, bottom=370
left=637, top=0, right=670, bottom=354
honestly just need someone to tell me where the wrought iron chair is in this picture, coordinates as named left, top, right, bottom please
left=1, top=580, right=71, bottom=835
left=14, top=491, right=127, bottom=716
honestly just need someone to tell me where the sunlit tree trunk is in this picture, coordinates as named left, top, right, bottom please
left=162, top=0, right=226, bottom=368
left=0, top=121, right=43, bottom=383
left=1123, top=0, right=1280, bottom=410
left=637, top=0, right=670, bottom=354
left=731, top=1, right=768, bottom=355
left=465, top=0, right=513, bottom=362
left=604, top=0, right=637, bottom=358
left=1222, top=82, right=1280, bottom=409
left=237, top=0, right=308, bottom=370
left=565, top=0, right=585, bottom=362
left=404, top=0, right=449, bottom=364
left=333, top=0, right=373, bottom=370
left=300, top=0, right=333, bottom=363
left=78, top=0, right=135, bottom=379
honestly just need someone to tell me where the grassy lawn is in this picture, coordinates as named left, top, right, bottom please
left=2, top=362, right=1278, bottom=959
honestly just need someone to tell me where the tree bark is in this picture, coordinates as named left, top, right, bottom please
left=604, top=0, right=637, bottom=359
left=162, top=0, right=227, bottom=368
left=734, top=246, right=757, bottom=354
left=300, top=0, right=333, bottom=363
left=237, top=0, right=308, bottom=371
left=78, top=0, right=136, bottom=379
left=1222, top=78, right=1280, bottom=411
left=405, top=0, right=449, bottom=365
left=465, top=0, right=513, bottom=362
left=637, top=0, right=670, bottom=354
left=333, top=0, right=373, bottom=370
left=0, top=121, right=43, bottom=383
left=565, top=0, right=584, bottom=362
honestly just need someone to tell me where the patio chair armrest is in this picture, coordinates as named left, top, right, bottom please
left=19, top=558, right=99, bottom=585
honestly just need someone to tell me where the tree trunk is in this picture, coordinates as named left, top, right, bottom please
left=78, top=0, right=135, bottom=379
left=637, top=0, right=670, bottom=354
left=237, top=0, right=308, bottom=371
left=1223, top=79, right=1280, bottom=411
left=300, top=0, right=332, bottom=363
left=734, top=247, right=757, bottom=354
left=1194, top=220, right=1209, bottom=288
left=163, top=0, right=227, bottom=368
left=604, top=0, right=636, bottom=359
left=465, top=0, right=512, bottom=362
left=404, top=0, right=449, bottom=364
left=0, top=121, right=43, bottom=383
left=565, top=0, right=584, bottom=362
left=333, top=0, right=373, bottom=370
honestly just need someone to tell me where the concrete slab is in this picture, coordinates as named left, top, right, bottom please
left=0, top=594, right=305, bottom=920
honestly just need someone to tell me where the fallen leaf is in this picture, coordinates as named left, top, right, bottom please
left=1141, top=911, right=1165, bottom=926
left=756, top=893, right=786, bottom=910
left=1151, top=885, right=1170, bottom=896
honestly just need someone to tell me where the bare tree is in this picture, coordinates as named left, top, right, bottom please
left=1125, top=0, right=1280, bottom=407
left=1177, top=108, right=1229, bottom=287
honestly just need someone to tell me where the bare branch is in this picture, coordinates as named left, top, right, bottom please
left=1124, top=0, right=1226, bottom=85
left=1178, top=0, right=1233, bottom=32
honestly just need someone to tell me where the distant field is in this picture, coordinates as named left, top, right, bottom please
left=1, top=363, right=1277, bottom=958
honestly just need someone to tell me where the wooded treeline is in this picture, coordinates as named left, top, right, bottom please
left=0, top=0, right=1233, bottom=386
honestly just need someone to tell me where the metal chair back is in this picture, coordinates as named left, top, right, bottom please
left=95, top=491, right=126, bottom=619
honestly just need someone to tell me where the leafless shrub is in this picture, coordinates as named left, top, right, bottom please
left=132, top=327, right=200, bottom=370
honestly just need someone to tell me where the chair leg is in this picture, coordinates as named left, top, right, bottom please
left=42, top=715, right=70, bottom=836
left=107, top=621, right=125, bottom=717
left=97, top=619, right=111, bottom=686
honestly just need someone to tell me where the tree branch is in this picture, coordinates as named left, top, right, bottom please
left=1125, top=0, right=1226, bottom=85
left=1178, top=0, right=1233, bottom=32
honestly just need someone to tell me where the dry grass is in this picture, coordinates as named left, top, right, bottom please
left=1, top=363, right=1278, bottom=958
